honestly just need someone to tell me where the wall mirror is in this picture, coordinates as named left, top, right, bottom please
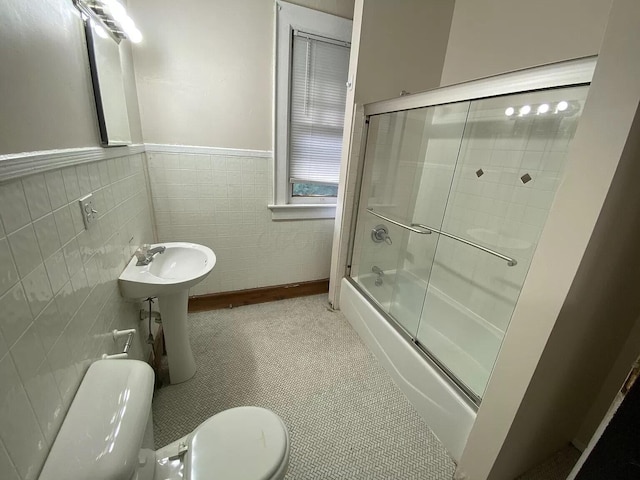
left=73, top=0, right=142, bottom=146
left=84, top=20, right=132, bottom=146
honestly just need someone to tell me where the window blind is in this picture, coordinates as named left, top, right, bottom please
left=289, top=31, right=350, bottom=186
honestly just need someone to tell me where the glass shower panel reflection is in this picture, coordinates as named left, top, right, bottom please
left=415, top=86, right=590, bottom=400
left=350, top=102, right=470, bottom=335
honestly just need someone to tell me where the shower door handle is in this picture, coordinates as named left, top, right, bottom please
left=412, top=222, right=518, bottom=267
left=366, top=209, right=431, bottom=235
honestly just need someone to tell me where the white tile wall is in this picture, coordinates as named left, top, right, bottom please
left=0, top=153, right=155, bottom=479
left=423, top=86, right=590, bottom=333
left=146, top=151, right=334, bottom=295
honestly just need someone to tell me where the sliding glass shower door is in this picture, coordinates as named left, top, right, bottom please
left=349, top=83, right=590, bottom=403
left=349, top=101, right=470, bottom=335
left=415, top=85, right=590, bottom=400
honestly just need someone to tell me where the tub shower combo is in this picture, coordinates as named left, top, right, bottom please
left=340, top=58, right=594, bottom=459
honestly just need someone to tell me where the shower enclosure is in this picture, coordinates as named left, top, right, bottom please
left=346, top=60, right=592, bottom=406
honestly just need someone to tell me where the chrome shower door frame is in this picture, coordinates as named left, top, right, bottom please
left=345, top=56, right=596, bottom=406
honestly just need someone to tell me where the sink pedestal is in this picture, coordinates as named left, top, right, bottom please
left=158, top=290, right=196, bottom=384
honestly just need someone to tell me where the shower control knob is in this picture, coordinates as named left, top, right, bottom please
left=371, top=225, right=392, bottom=245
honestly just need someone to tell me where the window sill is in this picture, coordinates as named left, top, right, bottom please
left=268, top=203, right=336, bottom=221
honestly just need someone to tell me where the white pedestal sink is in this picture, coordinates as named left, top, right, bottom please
left=118, top=242, right=216, bottom=384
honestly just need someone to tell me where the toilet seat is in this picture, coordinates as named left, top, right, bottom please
left=187, top=406, right=290, bottom=480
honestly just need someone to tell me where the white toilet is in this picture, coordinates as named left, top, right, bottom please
left=39, top=359, right=290, bottom=480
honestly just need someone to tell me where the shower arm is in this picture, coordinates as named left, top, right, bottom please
left=365, top=208, right=517, bottom=267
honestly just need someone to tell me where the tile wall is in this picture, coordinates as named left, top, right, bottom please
left=146, top=151, right=335, bottom=295
left=0, top=153, right=155, bottom=480
left=421, top=86, right=590, bottom=332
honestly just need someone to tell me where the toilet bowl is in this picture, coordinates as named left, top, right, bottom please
left=39, top=359, right=290, bottom=480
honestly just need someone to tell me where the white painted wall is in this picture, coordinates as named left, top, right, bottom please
left=441, top=0, right=613, bottom=86
left=355, top=0, right=454, bottom=104
left=329, top=0, right=455, bottom=306
left=129, top=0, right=354, bottom=150
left=0, top=0, right=143, bottom=155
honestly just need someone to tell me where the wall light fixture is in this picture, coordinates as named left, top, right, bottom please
left=73, top=0, right=143, bottom=43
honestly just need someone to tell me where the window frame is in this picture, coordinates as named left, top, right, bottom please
left=271, top=1, right=352, bottom=219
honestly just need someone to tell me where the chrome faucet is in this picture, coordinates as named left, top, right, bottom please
left=135, top=245, right=166, bottom=266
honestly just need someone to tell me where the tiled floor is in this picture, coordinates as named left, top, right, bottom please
left=152, top=294, right=456, bottom=479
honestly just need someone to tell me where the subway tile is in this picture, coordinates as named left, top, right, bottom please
left=164, top=155, right=179, bottom=169
left=44, top=171, right=67, bottom=210
left=225, top=157, right=242, bottom=171
left=0, top=439, right=20, bottom=480
left=8, top=224, right=42, bottom=278
left=22, top=174, right=52, bottom=220
left=98, top=160, right=111, bottom=186
left=10, top=323, right=46, bottom=386
left=33, top=213, right=61, bottom=261
left=0, top=283, right=33, bottom=347
left=0, top=181, right=31, bottom=234
left=0, top=238, right=19, bottom=298
left=0, top=330, right=7, bottom=360
left=212, top=157, right=226, bottom=172
left=88, top=162, right=101, bottom=191
left=47, top=334, right=80, bottom=405
left=53, top=205, right=75, bottom=245
left=76, top=164, right=91, bottom=196
left=62, top=239, right=83, bottom=278
left=44, top=250, right=69, bottom=295
left=34, top=299, right=65, bottom=354
left=179, top=154, right=197, bottom=169
left=22, top=264, right=54, bottom=318
left=70, top=269, right=90, bottom=310
left=84, top=256, right=100, bottom=289
left=61, top=166, right=80, bottom=202
left=23, top=360, right=63, bottom=444
left=196, top=169, right=213, bottom=184
left=69, top=200, right=86, bottom=234
left=0, top=354, right=47, bottom=480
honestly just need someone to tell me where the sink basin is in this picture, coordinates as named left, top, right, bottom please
left=118, top=242, right=216, bottom=384
left=119, top=242, right=216, bottom=298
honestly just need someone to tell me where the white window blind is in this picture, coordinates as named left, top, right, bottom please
left=289, top=31, right=350, bottom=186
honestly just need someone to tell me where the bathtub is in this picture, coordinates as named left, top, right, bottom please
left=340, top=276, right=477, bottom=461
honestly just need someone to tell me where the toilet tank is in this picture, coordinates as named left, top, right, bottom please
left=40, top=359, right=155, bottom=480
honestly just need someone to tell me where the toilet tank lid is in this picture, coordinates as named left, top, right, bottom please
left=39, top=359, right=155, bottom=480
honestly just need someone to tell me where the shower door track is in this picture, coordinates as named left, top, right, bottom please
left=363, top=56, right=596, bottom=116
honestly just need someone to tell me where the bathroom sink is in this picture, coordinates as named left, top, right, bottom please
left=119, top=242, right=216, bottom=298
left=118, top=242, right=216, bottom=384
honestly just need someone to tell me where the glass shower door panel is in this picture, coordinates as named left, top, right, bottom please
left=415, top=85, right=590, bottom=400
left=350, top=102, right=470, bottom=336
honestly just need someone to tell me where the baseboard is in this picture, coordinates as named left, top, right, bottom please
left=188, top=279, right=330, bottom=312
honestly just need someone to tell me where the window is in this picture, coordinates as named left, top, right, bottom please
left=271, top=1, right=352, bottom=220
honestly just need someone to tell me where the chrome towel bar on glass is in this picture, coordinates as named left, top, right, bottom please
left=366, top=208, right=517, bottom=267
